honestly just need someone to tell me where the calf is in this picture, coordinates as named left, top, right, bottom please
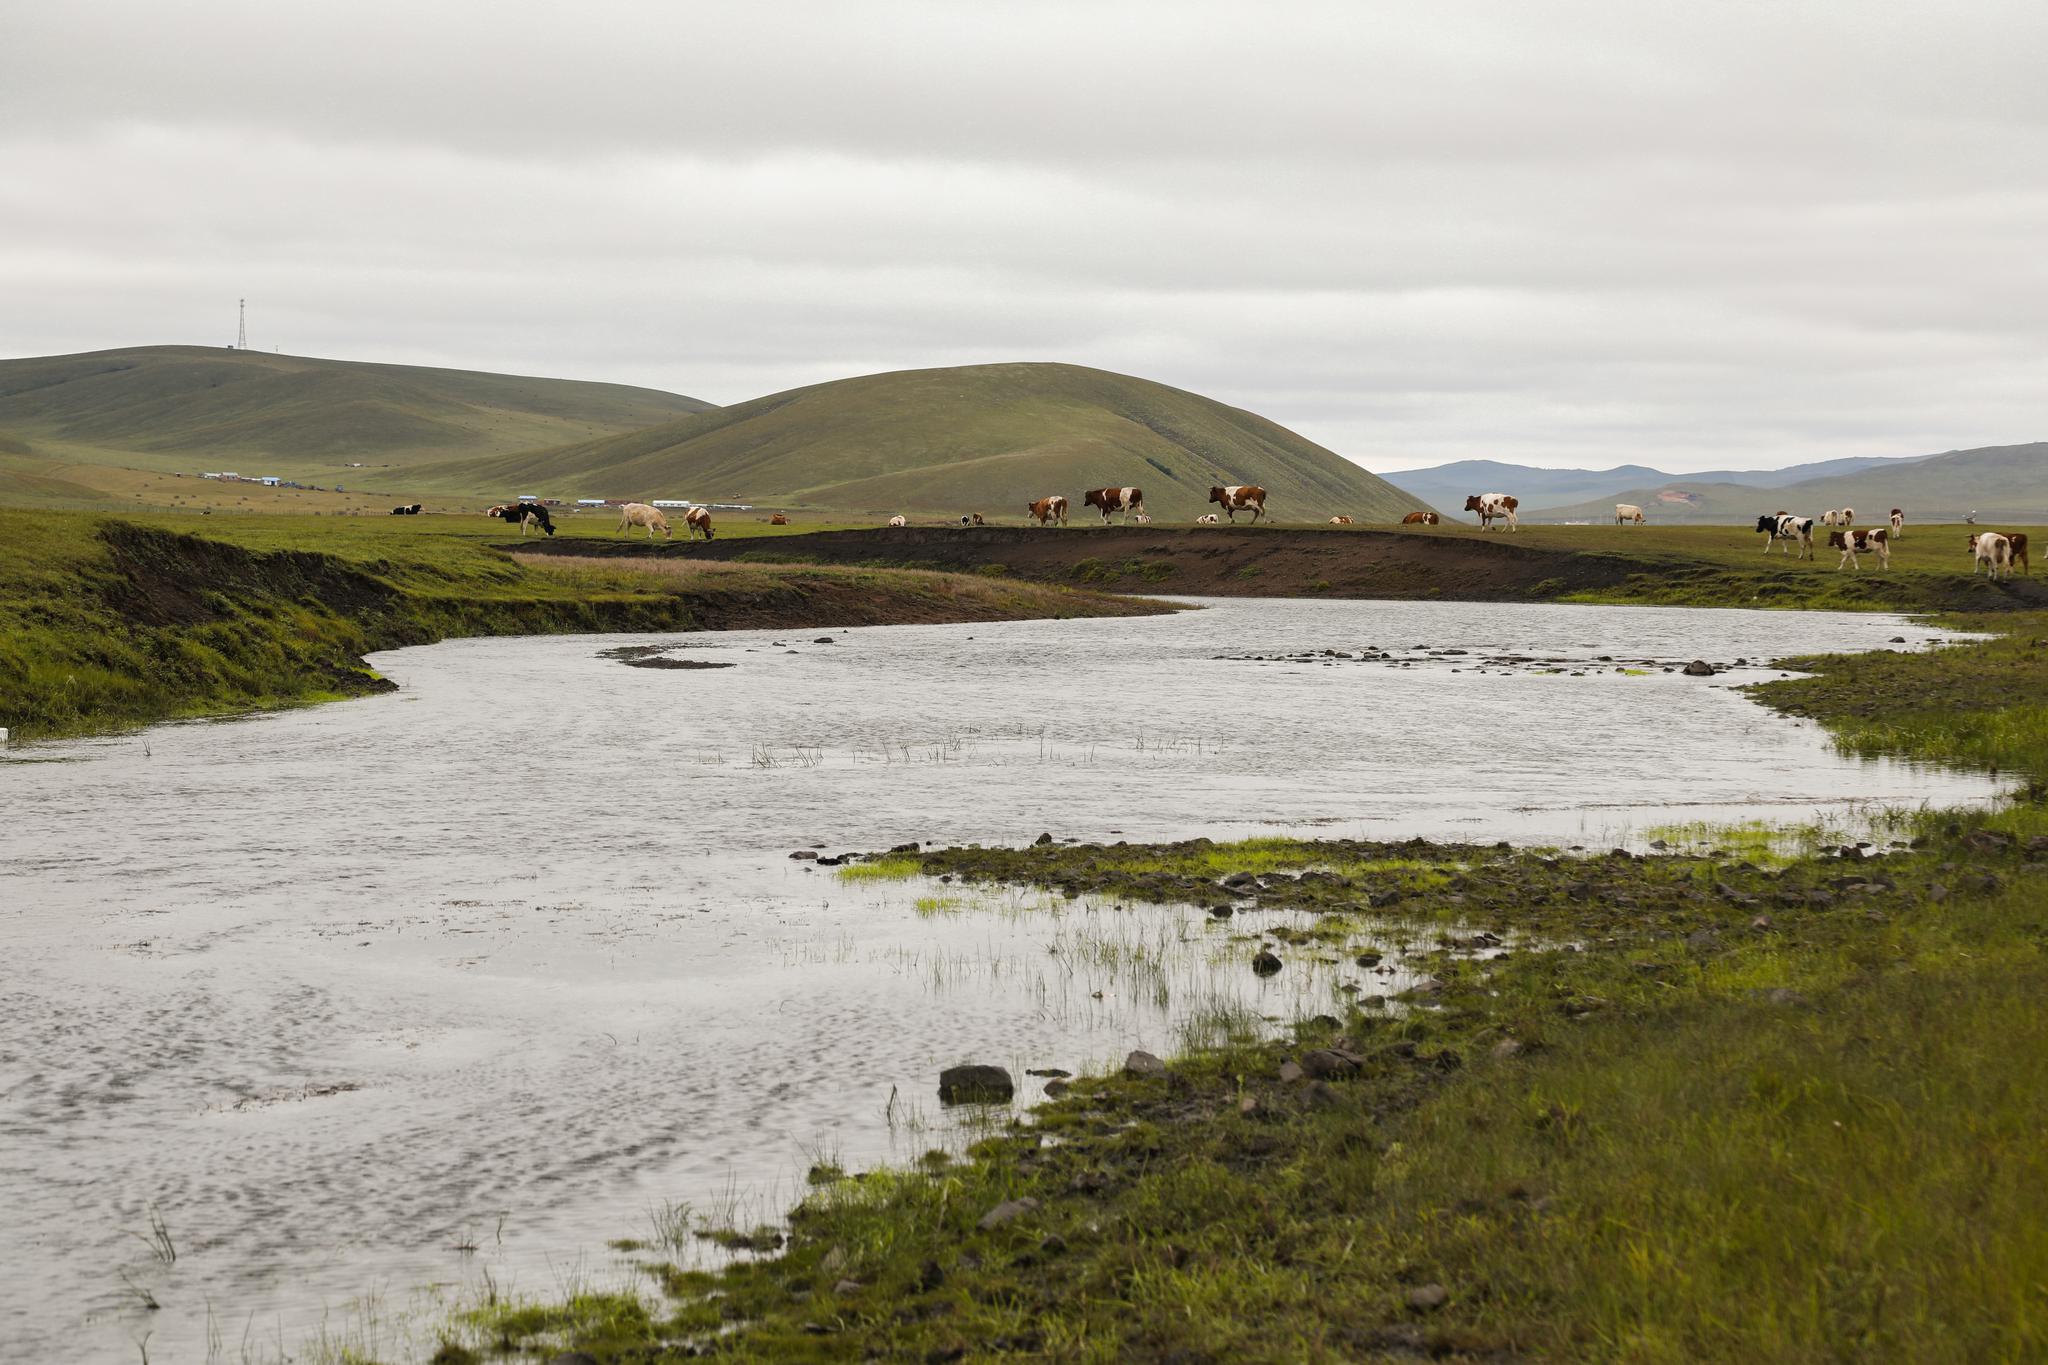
left=769, top=513, right=789, bottom=525
left=1401, top=511, right=1440, bottom=526
left=1890, top=507, right=1904, bottom=538
left=1328, top=515, right=1353, bottom=525
left=1083, top=486, right=1145, bottom=523
left=1026, top=495, right=1068, bottom=526
left=1971, top=531, right=2012, bottom=580
left=1463, top=493, right=1519, bottom=530
left=1614, top=503, right=1644, bottom=524
left=1195, top=513, right=1219, bottom=524
left=887, top=514, right=907, bottom=527
left=971, top=512, right=985, bottom=526
left=617, top=502, right=671, bottom=540
left=684, top=506, right=715, bottom=540
left=1208, top=484, right=1267, bottom=523
left=1828, top=527, right=1890, bottom=570
left=487, top=503, right=555, bottom=536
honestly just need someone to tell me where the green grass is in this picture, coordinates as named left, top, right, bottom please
left=439, top=361, right=1425, bottom=521
left=833, top=856, right=923, bottom=883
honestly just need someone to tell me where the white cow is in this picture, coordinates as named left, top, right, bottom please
left=617, top=502, right=671, bottom=540
left=1971, top=532, right=2012, bottom=580
left=1195, top=513, right=1219, bottom=524
left=887, top=515, right=907, bottom=527
left=1615, top=503, right=1645, bottom=525
left=1890, top=508, right=1905, bottom=538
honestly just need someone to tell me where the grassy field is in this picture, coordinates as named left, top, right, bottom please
left=439, top=362, right=1426, bottom=521
left=424, top=609, right=2048, bottom=1361
left=0, top=509, right=1164, bottom=741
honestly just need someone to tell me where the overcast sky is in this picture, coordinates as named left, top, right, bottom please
left=3, top=1, right=2043, bottom=472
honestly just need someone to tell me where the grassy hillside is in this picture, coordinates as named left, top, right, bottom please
left=0, top=346, right=714, bottom=491
left=1538, top=442, right=2048, bottom=524
left=446, top=362, right=1425, bottom=521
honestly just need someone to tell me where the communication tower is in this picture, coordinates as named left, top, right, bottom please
left=236, top=299, right=247, bottom=350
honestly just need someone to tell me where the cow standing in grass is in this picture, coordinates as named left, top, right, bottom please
left=1891, top=508, right=1905, bottom=538
left=1464, top=493, right=1518, bottom=530
left=389, top=503, right=421, bottom=515
left=1971, top=532, right=2013, bottom=580
left=1209, top=485, right=1267, bottom=523
left=1615, top=504, right=1645, bottom=524
left=1756, top=512, right=1813, bottom=559
left=487, top=503, right=555, bottom=536
left=1083, top=486, right=1144, bottom=523
left=617, top=502, right=671, bottom=540
left=1027, top=496, right=1068, bottom=526
left=1829, top=527, right=1890, bottom=570
left=684, top=506, right=715, bottom=540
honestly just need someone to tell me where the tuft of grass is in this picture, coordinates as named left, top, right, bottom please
left=835, top=856, right=923, bottom=883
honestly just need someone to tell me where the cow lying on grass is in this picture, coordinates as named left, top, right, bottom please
left=389, top=503, right=421, bottom=515
left=1401, top=511, right=1439, bottom=526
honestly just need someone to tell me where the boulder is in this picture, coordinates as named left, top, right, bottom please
left=1252, top=948, right=1284, bottom=976
left=1301, top=1048, right=1364, bottom=1080
left=938, top=1064, right=1015, bottom=1104
left=1122, top=1050, right=1167, bottom=1079
left=1682, top=660, right=1716, bottom=676
left=976, top=1197, right=1040, bottom=1231
left=1405, top=1284, right=1449, bottom=1312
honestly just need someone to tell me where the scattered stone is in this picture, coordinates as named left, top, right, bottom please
left=816, top=855, right=845, bottom=866
left=1123, top=1050, right=1168, bottom=1079
left=1890, top=636, right=1906, bottom=643
left=977, top=1197, right=1040, bottom=1231
left=1221, top=871, right=1260, bottom=890
left=1965, top=829, right=2015, bottom=854
left=1034, top=832, right=1054, bottom=845
left=938, top=1064, right=1015, bottom=1104
left=1405, top=1283, right=1450, bottom=1312
left=1252, top=948, right=1284, bottom=976
left=1208, top=904, right=1233, bottom=918
left=1303, top=1080, right=1342, bottom=1109
left=1301, top=1047, right=1365, bottom=1079
left=813, top=636, right=836, bottom=644
left=1750, top=914, right=1775, bottom=933
left=1928, top=883, right=1950, bottom=903
left=1367, top=889, right=1404, bottom=908
left=1238, top=1095, right=1260, bottom=1116
left=1025, top=1067, right=1071, bottom=1079
left=1042, top=1080, right=1070, bottom=1099
left=1354, top=951, right=1384, bottom=968
left=1686, top=927, right=1720, bottom=949
left=789, top=850, right=818, bottom=860
left=1490, top=1038, right=1524, bottom=1060
left=888, top=841, right=921, bottom=854
left=1682, top=660, right=1716, bottom=676
left=833, top=1279, right=863, bottom=1296
left=1277, top=1060, right=1305, bottom=1084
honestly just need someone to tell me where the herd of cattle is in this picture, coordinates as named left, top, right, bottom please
left=454, top=490, right=2030, bottom=581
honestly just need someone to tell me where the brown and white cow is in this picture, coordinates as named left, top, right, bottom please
left=769, top=513, right=789, bottom=525
left=1328, top=515, right=1353, bottom=525
left=1828, top=527, right=1890, bottom=570
left=1083, top=486, right=1144, bottom=523
left=1890, top=507, right=1904, bottom=538
left=617, top=502, right=671, bottom=540
left=1027, top=495, right=1068, bottom=526
left=1970, top=531, right=2013, bottom=580
left=971, top=512, right=986, bottom=526
left=1464, top=493, right=1519, bottom=530
left=1401, top=511, right=1440, bottom=526
left=1615, top=503, right=1645, bottom=524
left=683, top=506, right=715, bottom=540
left=1969, top=531, right=2028, bottom=577
left=1209, top=484, right=1267, bottom=523
left=1195, top=513, right=1219, bottom=524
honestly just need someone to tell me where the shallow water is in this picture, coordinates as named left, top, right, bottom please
left=0, top=598, right=1991, bottom=1360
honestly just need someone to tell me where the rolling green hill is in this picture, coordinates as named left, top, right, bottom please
left=1534, top=442, right=2048, bottom=525
left=445, top=362, right=1424, bottom=521
left=0, top=346, right=714, bottom=481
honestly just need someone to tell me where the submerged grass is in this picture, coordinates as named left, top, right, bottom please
left=444, top=609, right=2048, bottom=1363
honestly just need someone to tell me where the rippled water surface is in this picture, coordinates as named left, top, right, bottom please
left=1, top=598, right=1992, bottom=1359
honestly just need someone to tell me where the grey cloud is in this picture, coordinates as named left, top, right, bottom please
left=2, top=0, right=2044, bottom=471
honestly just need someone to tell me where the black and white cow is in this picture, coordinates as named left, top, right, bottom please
left=1755, top=512, right=1813, bottom=559
left=487, top=502, right=556, bottom=536
left=389, top=503, right=422, bottom=515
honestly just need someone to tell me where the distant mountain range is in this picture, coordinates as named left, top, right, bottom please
left=1383, top=447, right=2048, bottom=523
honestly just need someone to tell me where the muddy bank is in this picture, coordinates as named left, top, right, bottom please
left=512, top=524, right=2048, bottom=612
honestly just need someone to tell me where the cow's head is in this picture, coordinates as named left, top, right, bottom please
left=1208, top=486, right=1227, bottom=504
left=1083, top=489, right=1107, bottom=509
left=1827, top=531, right=1848, bottom=549
left=1464, top=495, right=1486, bottom=512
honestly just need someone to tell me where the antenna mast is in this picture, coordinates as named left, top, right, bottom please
left=237, top=299, right=247, bottom=351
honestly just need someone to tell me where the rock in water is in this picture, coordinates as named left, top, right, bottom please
left=938, top=1064, right=1015, bottom=1104
left=1682, top=659, right=1716, bottom=676
left=1123, top=1050, right=1167, bottom=1078
left=1252, top=948, right=1283, bottom=976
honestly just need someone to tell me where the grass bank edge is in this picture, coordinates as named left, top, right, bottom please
left=0, top=509, right=1170, bottom=742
